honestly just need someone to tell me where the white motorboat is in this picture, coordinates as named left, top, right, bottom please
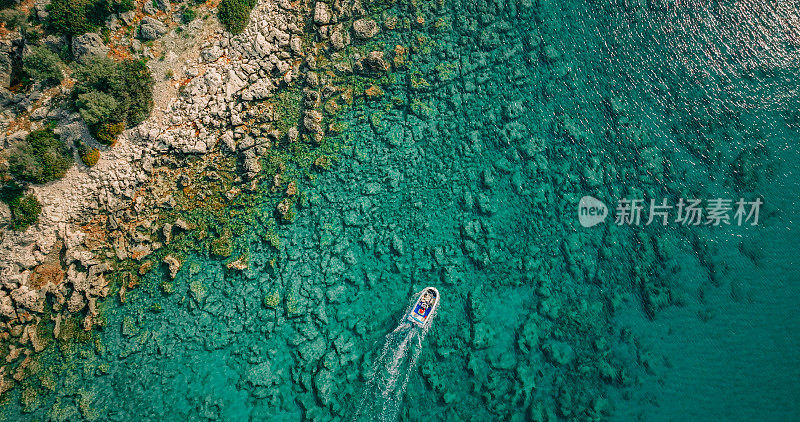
left=407, top=287, right=439, bottom=328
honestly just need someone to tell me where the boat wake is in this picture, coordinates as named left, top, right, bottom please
left=351, top=292, right=438, bottom=422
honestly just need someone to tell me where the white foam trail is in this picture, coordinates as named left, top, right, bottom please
left=352, top=293, right=438, bottom=422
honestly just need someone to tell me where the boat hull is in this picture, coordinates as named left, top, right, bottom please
left=407, top=287, right=439, bottom=328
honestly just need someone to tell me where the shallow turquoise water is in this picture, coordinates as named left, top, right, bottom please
left=6, top=0, right=800, bottom=420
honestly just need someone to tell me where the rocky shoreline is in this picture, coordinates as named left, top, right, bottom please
left=0, top=0, right=399, bottom=396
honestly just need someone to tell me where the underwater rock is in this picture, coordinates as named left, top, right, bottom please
left=353, top=19, right=379, bottom=39
left=314, top=369, right=335, bottom=406
left=246, top=362, right=280, bottom=388
left=363, top=51, right=390, bottom=72
left=542, top=340, right=575, bottom=366
left=298, top=336, right=327, bottom=363
left=326, top=285, right=346, bottom=303
left=472, top=322, right=492, bottom=349
left=517, top=318, right=540, bottom=353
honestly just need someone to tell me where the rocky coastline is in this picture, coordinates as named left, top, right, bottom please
left=0, top=0, right=393, bottom=395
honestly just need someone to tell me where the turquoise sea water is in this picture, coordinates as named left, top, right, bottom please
left=5, top=0, right=800, bottom=420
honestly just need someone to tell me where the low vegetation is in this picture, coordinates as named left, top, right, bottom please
left=22, top=46, right=64, bottom=86
left=46, top=0, right=134, bottom=37
left=0, top=182, right=42, bottom=231
left=181, top=7, right=197, bottom=24
left=72, top=57, right=154, bottom=145
left=217, top=0, right=257, bottom=34
left=79, top=146, right=100, bottom=167
left=9, top=193, right=42, bottom=231
left=8, top=128, right=73, bottom=184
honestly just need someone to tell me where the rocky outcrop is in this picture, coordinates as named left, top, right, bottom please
left=71, top=33, right=109, bottom=62
left=139, top=17, right=168, bottom=41
left=352, top=19, right=378, bottom=39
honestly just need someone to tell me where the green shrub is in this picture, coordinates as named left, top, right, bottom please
left=182, top=7, right=196, bottom=24
left=76, top=91, right=118, bottom=128
left=0, top=8, right=24, bottom=30
left=114, top=59, right=155, bottom=126
left=9, top=193, right=42, bottom=231
left=23, top=46, right=64, bottom=86
left=46, top=0, right=96, bottom=36
left=72, top=57, right=153, bottom=145
left=46, top=0, right=134, bottom=36
left=95, top=121, right=124, bottom=145
left=217, top=0, right=256, bottom=34
left=8, top=129, right=73, bottom=184
left=80, top=147, right=100, bottom=166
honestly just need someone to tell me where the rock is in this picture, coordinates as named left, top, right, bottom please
left=287, top=127, right=299, bottom=143
left=139, top=17, right=168, bottom=41
left=330, top=25, right=349, bottom=50
left=174, top=218, right=192, bottom=231
left=303, top=110, right=323, bottom=134
left=10, top=285, right=44, bottom=313
left=353, top=19, right=379, bottom=39
left=42, top=35, right=67, bottom=54
left=66, top=290, right=86, bottom=313
left=0, top=293, right=16, bottom=318
left=226, top=255, right=248, bottom=270
left=363, top=51, right=389, bottom=72
left=119, top=10, right=136, bottom=25
left=0, top=40, right=12, bottom=88
left=542, top=340, right=575, bottom=366
left=71, top=33, right=109, bottom=62
left=313, top=2, right=331, bottom=25
left=201, top=45, right=223, bottom=63
left=143, top=0, right=157, bottom=15
left=155, top=0, right=170, bottom=11
left=163, top=255, right=181, bottom=279
left=34, top=0, right=49, bottom=20
left=240, top=79, right=274, bottom=101
left=243, top=156, right=261, bottom=175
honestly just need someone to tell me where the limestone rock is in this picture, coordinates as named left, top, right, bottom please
left=353, top=19, right=379, bottom=39
left=314, top=2, right=331, bottom=25
left=67, top=290, right=86, bottom=313
left=163, top=255, right=181, bottom=279
left=0, top=293, right=16, bottom=318
left=11, top=285, right=44, bottom=313
left=139, top=17, right=168, bottom=41
left=71, top=33, right=109, bottom=62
